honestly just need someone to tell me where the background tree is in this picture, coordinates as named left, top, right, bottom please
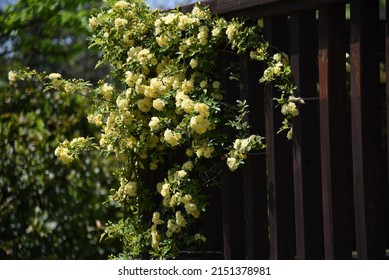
left=0, top=0, right=107, bottom=80
left=0, top=0, right=120, bottom=259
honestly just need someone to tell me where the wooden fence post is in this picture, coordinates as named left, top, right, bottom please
left=264, top=16, right=296, bottom=260
left=290, top=10, right=324, bottom=260
left=318, top=3, right=352, bottom=259
left=385, top=0, right=389, bottom=255
left=350, top=0, right=386, bottom=259
left=240, top=54, right=269, bottom=259
left=218, top=51, right=246, bottom=260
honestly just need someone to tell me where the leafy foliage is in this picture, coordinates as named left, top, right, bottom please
left=41, top=0, right=296, bottom=259
left=0, top=0, right=104, bottom=81
left=0, top=0, right=120, bottom=259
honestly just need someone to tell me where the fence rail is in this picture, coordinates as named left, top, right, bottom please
left=182, top=0, right=388, bottom=260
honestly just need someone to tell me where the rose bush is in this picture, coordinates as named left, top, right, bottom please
left=10, top=0, right=299, bottom=259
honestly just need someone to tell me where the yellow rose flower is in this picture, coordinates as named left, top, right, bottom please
left=153, top=98, right=165, bottom=111
left=176, top=211, right=186, bottom=227
left=114, top=18, right=128, bottom=29
left=189, top=59, right=198, bottom=69
left=163, top=129, right=181, bottom=146
left=8, top=71, right=17, bottom=84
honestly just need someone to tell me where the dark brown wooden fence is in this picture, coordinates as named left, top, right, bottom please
left=181, top=0, right=389, bottom=260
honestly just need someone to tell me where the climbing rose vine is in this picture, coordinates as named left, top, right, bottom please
left=10, top=0, right=299, bottom=259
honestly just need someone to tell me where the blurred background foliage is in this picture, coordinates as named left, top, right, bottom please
left=0, top=0, right=120, bottom=259
left=0, top=0, right=196, bottom=260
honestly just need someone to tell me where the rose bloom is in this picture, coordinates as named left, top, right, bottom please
left=227, top=157, right=238, bottom=171
left=8, top=71, right=17, bottom=84
left=149, top=117, right=160, bottom=131
left=115, top=18, right=128, bottom=29
left=153, top=98, right=165, bottom=111
left=189, top=59, right=198, bottom=69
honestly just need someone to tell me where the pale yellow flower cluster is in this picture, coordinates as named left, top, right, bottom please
left=166, top=210, right=187, bottom=237
left=287, top=127, right=293, bottom=140
left=227, top=135, right=263, bottom=171
left=161, top=13, right=177, bottom=25
left=116, top=97, right=128, bottom=111
left=149, top=116, right=160, bottom=131
left=226, top=157, right=238, bottom=171
left=191, top=6, right=207, bottom=20
left=87, top=113, right=103, bottom=126
left=226, top=24, right=237, bottom=41
left=212, top=27, right=221, bottom=37
left=250, top=47, right=267, bottom=61
left=54, top=144, right=73, bottom=165
left=189, top=59, right=198, bottom=69
left=197, top=26, right=209, bottom=46
left=113, top=0, right=129, bottom=11
left=114, top=18, right=128, bottom=29
left=159, top=183, right=170, bottom=198
left=89, top=16, right=98, bottom=29
left=156, top=35, right=169, bottom=47
left=101, top=83, right=114, bottom=100
left=137, top=97, right=152, bottom=112
left=151, top=224, right=161, bottom=249
left=175, top=170, right=187, bottom=179
left=194, top=233, right=207, bottom=242
left=152, top=212, right=164, bottom=225
left=54, top=137, right=89, bottom=165
left=194, top=145, right=214, bottom=158
left=48, top=73, right=62, bottom=87
left=190, top=115, right=210, bottom=134
left=258, top=18, right=264, bottom=29
left=166, top=219, right=179, bottom=237
left=152, top=98, right=165, bottom=111
left=8, top=70, right=17, bottom=84
left=181, top=194, right=200, bottom=218
left=118, top=177, right=137, bottom=197
left=182, top=161, right=193, bottom=171
left=187, top=102, right=211, bottom=134
left=156, top=167, right=200, bottom=218
left=124, top=71, right=137, bottom=87
left=175, top=211, right=186, bottom=227
left=63, top=82, right=73, bottom=93
left=281, top=102, right=298, bottom=117
left=144, top=77, right=165, bottom=98
left=281, top=96, right=305, bottom=117
left=99, top=111, right=118, bottom=150
left=151, top=212, right=163, bottom=248
left=177, top=15, right=199, bottom=30
left=163, top=129, right=182, bottom=146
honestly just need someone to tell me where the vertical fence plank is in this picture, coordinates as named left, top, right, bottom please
left=318, top=3, right=352, bottom=259
left=264, top=16, right=296, bottom=260
left=384, top=0, right=389, bottom=256
left=218, top=51, right=246, bottom=259
left=203, top=186, right=223, bottom=257
left=386, top=0, right=389, bottom=255
left=350, top=0, right=386, bottom=259
left=240, top=54, right=269, bottom=259
left=222, top=168, right=246, bottom=259
left=290, top=10, right=324, bottom=260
